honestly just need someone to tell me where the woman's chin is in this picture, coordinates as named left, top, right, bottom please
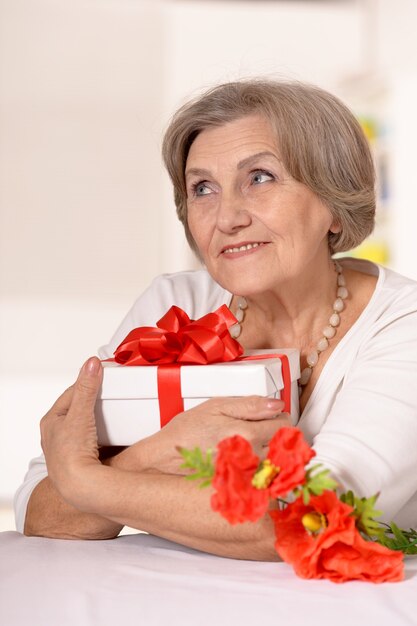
left=215, top=273, right=275, bottom=297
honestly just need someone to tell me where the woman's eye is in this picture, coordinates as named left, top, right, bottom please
left=193, top=181, right=212, bottom=196
left=251, top=170, right=274, bottom=185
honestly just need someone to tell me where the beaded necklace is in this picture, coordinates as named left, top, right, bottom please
left=229, top=261, right=348, bottom=392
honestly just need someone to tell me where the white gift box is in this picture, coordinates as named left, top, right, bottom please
left=95, top=349, right=300, bottom=446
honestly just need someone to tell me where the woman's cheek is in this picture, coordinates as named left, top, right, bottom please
left=188, top=208, right=212, bottom=238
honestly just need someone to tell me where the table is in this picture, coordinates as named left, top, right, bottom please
left=1, top=531, right=417, bottom=626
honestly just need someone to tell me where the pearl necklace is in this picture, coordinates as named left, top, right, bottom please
left=229, top=261, right=348, bottom=392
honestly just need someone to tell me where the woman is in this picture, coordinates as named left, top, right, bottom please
left=15, top=80, right=417, bottom=560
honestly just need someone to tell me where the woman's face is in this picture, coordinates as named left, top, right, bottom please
left=185, top=115, right=339, bottom=296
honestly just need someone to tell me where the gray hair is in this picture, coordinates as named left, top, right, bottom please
left=162, top=79, right=375, bottom=254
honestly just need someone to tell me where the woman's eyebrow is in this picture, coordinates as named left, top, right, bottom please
left=185, top=167, right=211, bottom=179
left=237, top=151, right=280, bottom=169
left=185, top=151, right=280, bottom=180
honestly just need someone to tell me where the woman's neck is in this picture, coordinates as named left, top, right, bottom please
left=241, top=258, right=338, bottom=348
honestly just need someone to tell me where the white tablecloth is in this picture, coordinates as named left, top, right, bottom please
left=1, top=531, right=417, bottom=626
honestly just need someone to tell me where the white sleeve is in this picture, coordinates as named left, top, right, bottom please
left=311, top=308, right=417, bottom=525
left=14, top=455, right=48, bottom=533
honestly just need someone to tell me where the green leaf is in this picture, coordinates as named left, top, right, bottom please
left=376, top=523, right=417, bottom=555
left=342, top=492, right=384, bottom=539
left=340, top=490, right=355, bottom=508
left=377, top=533, right=398, bottom=550
left=177, top=446, right=215, bottom=488
left=302, top=485, right=311, bottom=505
left=339, top=492, right=417, bottom=554
left=304, top=465, right=338, bottom=497
left=391, top=522, right=409, bottom=545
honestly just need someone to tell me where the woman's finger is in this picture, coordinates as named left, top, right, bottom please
left=67, top=356, right=103, bottom=420
left=202, top=395, right=286, bottom=421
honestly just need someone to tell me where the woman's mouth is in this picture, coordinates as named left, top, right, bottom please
left=221, top=242, right=268, bottom=255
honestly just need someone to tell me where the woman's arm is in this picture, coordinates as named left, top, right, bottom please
left=23, top=446, right=127, bottom=539
left=62, top=463, right=279, bottom=560
left=24, top=476, right=124, bottom=540
left=24, top=450, right=277, bottom=557
left=27, top=357, right=288, bottom=558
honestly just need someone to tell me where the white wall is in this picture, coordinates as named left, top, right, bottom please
left=373, top=0, right=417, bottom=278
left=0, top=0, right=170, bottom=499
left=0, top=0, right=404, bottom=502
left=164, top=0, right=364, bottom=98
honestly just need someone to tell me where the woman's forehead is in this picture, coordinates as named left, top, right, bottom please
left=185, top=115, right=280, bottom=169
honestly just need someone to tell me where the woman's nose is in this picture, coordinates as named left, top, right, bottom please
left=216, top=191, right=252, bottom=233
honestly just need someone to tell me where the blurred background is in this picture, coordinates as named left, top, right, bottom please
left=1, top=0, right=417, bottom=530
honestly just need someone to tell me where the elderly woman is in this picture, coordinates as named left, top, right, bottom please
left=15, top=80, right=417, bottom=560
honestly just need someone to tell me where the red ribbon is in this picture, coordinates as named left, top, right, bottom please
left=241, top=353, right=291, bottom=415
left=112, top=304, right=243, bottom=366
left=109, top=305, right=292, bottom=426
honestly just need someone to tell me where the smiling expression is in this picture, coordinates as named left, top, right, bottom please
left=185, top=115, right=339, bottom=296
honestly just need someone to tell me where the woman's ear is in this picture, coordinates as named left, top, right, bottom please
left=329, top=220, right=341, bottom=234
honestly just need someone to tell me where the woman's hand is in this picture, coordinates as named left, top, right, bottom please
left=40, top=356, right=103, bottom=502
left=130, top=395, right=291, bottom=476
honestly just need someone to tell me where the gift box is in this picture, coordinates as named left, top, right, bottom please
left=95, top=349, right=300, bottom=446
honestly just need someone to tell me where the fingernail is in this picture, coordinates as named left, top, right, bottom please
left=83, top=357, right=101, bottom=376
left=266, top=399, right=285, bottom=410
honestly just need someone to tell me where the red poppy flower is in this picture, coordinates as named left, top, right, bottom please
left=211, top=436, right=269, bottom=524
left=267, top=427, right=316, bottom=498
left=271, top=491, right=404, bottom=583
left=210, top=427, right=315, bottom=524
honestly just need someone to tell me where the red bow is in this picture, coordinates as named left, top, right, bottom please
left=110, top=305, right=243, bottom=426
left=113, top=304, right=243, bottom=366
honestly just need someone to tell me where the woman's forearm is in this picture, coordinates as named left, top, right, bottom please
left=22, top=436, right=161, bottom=539
left=24, top=476, right=124, bottom=540
left=60, top=463, right=279, bottom=560
left=23, top=437, right=172, bottom=540
left=25, top=442, right=278, bottom=558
